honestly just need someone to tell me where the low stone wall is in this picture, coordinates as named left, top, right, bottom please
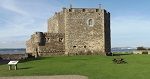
left=0, top=54, right=28, bottom=60
left=39, top=52, right=65, bottom=56
left=133, top=50, right=150, bottom=54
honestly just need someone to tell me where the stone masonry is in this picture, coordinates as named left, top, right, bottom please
left=26, top=6, right=111, bottom=57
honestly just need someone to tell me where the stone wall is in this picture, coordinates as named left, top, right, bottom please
left=38, top=33, right=65, bottom=56
left=0, top=54, right=27, bottom=60
left=26, top=32, right=65, bottom=56
left=48, top=11, right=65, bottom=33
left=64, top=8, right=110, bottom=55
left=133, top=50, right=150, bottom=54
left=26, top=34, right=36, bottom=55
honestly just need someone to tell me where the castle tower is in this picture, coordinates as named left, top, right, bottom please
left=47, top=7, right=111, bottom=55
left=63, top=8, right=111, bottom=55
left=34, top=32, right=45, bottom=46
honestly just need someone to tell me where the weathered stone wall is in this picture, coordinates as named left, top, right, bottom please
left=0, top=54, right=27, bottom=60
left=64, top=8, right=110, bottom=55
left=26, top=32, right=45, bottom=56
left=48, top=11, right=65, bottom=33
left=26, top=32, right=65, bottom=56
left=38, top=33, right=65, bottom=56
left=26, top=34, right=37, bottom=55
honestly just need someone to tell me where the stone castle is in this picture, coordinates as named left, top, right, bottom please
left=26, top=6, right=111, bottom=57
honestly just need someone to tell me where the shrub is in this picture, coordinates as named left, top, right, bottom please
left=137, top=47, right=147, bottom=50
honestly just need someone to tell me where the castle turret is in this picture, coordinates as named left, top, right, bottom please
left=34, top=32, right=45, bottom=46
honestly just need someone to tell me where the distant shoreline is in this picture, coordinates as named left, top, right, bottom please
left=0, top=48, right=26, bottom=54
left=0, top=48, right=136, bottom=54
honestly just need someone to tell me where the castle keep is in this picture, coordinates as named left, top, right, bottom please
left=26, top=7, right=111, bottom=57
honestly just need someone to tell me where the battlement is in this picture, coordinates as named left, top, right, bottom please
left=64, top=8, right=105, bottom=13
left=49, top=7, right=108, bottom=20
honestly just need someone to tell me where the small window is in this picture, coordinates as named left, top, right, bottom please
left=59, top=38, right=63, bottom=42
left=73, top=46, right=76, bottom=48
left=82, top=9, right=85, bottom=12
left=87, top=18, right=94, bottom=26
left=96, top=9, right=99, bottom=12
left=69, top=9, right=72, bottom=12
left=89, top=19, right=92, bottom=25
left=47, top=38, right=50, bottom=42
left=84, top=46, right=86, bottom=48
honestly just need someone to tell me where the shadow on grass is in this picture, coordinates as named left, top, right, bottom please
left=112, top=53, right=132, bottom=56
left=0, top=60, right=9, bottom=65
left=19, top=67, right=32, bottom=70
left=71, top=58, right=89, bottom=61
left=20, top=57, right=54, bottom=63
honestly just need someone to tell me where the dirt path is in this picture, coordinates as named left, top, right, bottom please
left=0, top=75, right=88, bottom=79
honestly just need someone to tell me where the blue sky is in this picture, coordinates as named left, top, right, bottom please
left=0, top=0, right=150, bottom=48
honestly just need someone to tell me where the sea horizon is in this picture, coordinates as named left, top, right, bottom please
left=0, top=47, right=136, bottom=54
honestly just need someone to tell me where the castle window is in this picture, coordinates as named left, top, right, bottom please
left=59, top=38, right=63, bottom=42
left=82, top=9, right=85, bottom=12
left=96, top=9, right=99, bottom=12
left=73, top=46, right=76, bottom=48
left=87, top=18, right=94, bottom=27
left=84, top=46, right=86, bottom=48
left=69, top=9, right=72, bottom=12
left=47, top=38, right=50, bottom=42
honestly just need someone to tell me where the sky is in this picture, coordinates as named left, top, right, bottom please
left=0, top=0, right=150, bottom=48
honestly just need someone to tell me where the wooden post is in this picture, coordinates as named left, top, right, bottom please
left=9, top=65, right=11, bottom=70
left=15, top=65, right=17, bottom=70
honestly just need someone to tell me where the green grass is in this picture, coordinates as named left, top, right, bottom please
left=1, top=55, right=150, bottom=79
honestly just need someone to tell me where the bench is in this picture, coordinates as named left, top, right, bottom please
left=113, top=58, right=127, bottom=64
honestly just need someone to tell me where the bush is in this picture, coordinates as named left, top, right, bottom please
left=137, top=47, right=147, bottom=50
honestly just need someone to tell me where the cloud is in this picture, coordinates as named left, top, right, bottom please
left=0, top=0, right=68, bottom=48
left=0, top=0, right=52, bottom=48
left=0, top=0, right=28, bottom=16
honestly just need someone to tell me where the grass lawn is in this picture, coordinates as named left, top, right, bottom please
left=1, top=55, right=150, bottom=79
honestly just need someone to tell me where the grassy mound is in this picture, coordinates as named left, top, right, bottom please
left=0, top=55, right=150, bottom=79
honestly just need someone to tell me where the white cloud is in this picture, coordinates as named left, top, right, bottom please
left=0, top=0, right=28, bottom=16
left=0, top=0, right=67, bottom=48
left=0, top=0, right=52, bottom=48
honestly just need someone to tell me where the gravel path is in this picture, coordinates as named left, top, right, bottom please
left=0, top=75, right=88, bottom=79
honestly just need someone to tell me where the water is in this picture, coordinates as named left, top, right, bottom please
left=0, top=48, right=26, bottom=54
left=111, top=48, right=136, bottom=53
left=0, top=48, right=135, bottom=54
